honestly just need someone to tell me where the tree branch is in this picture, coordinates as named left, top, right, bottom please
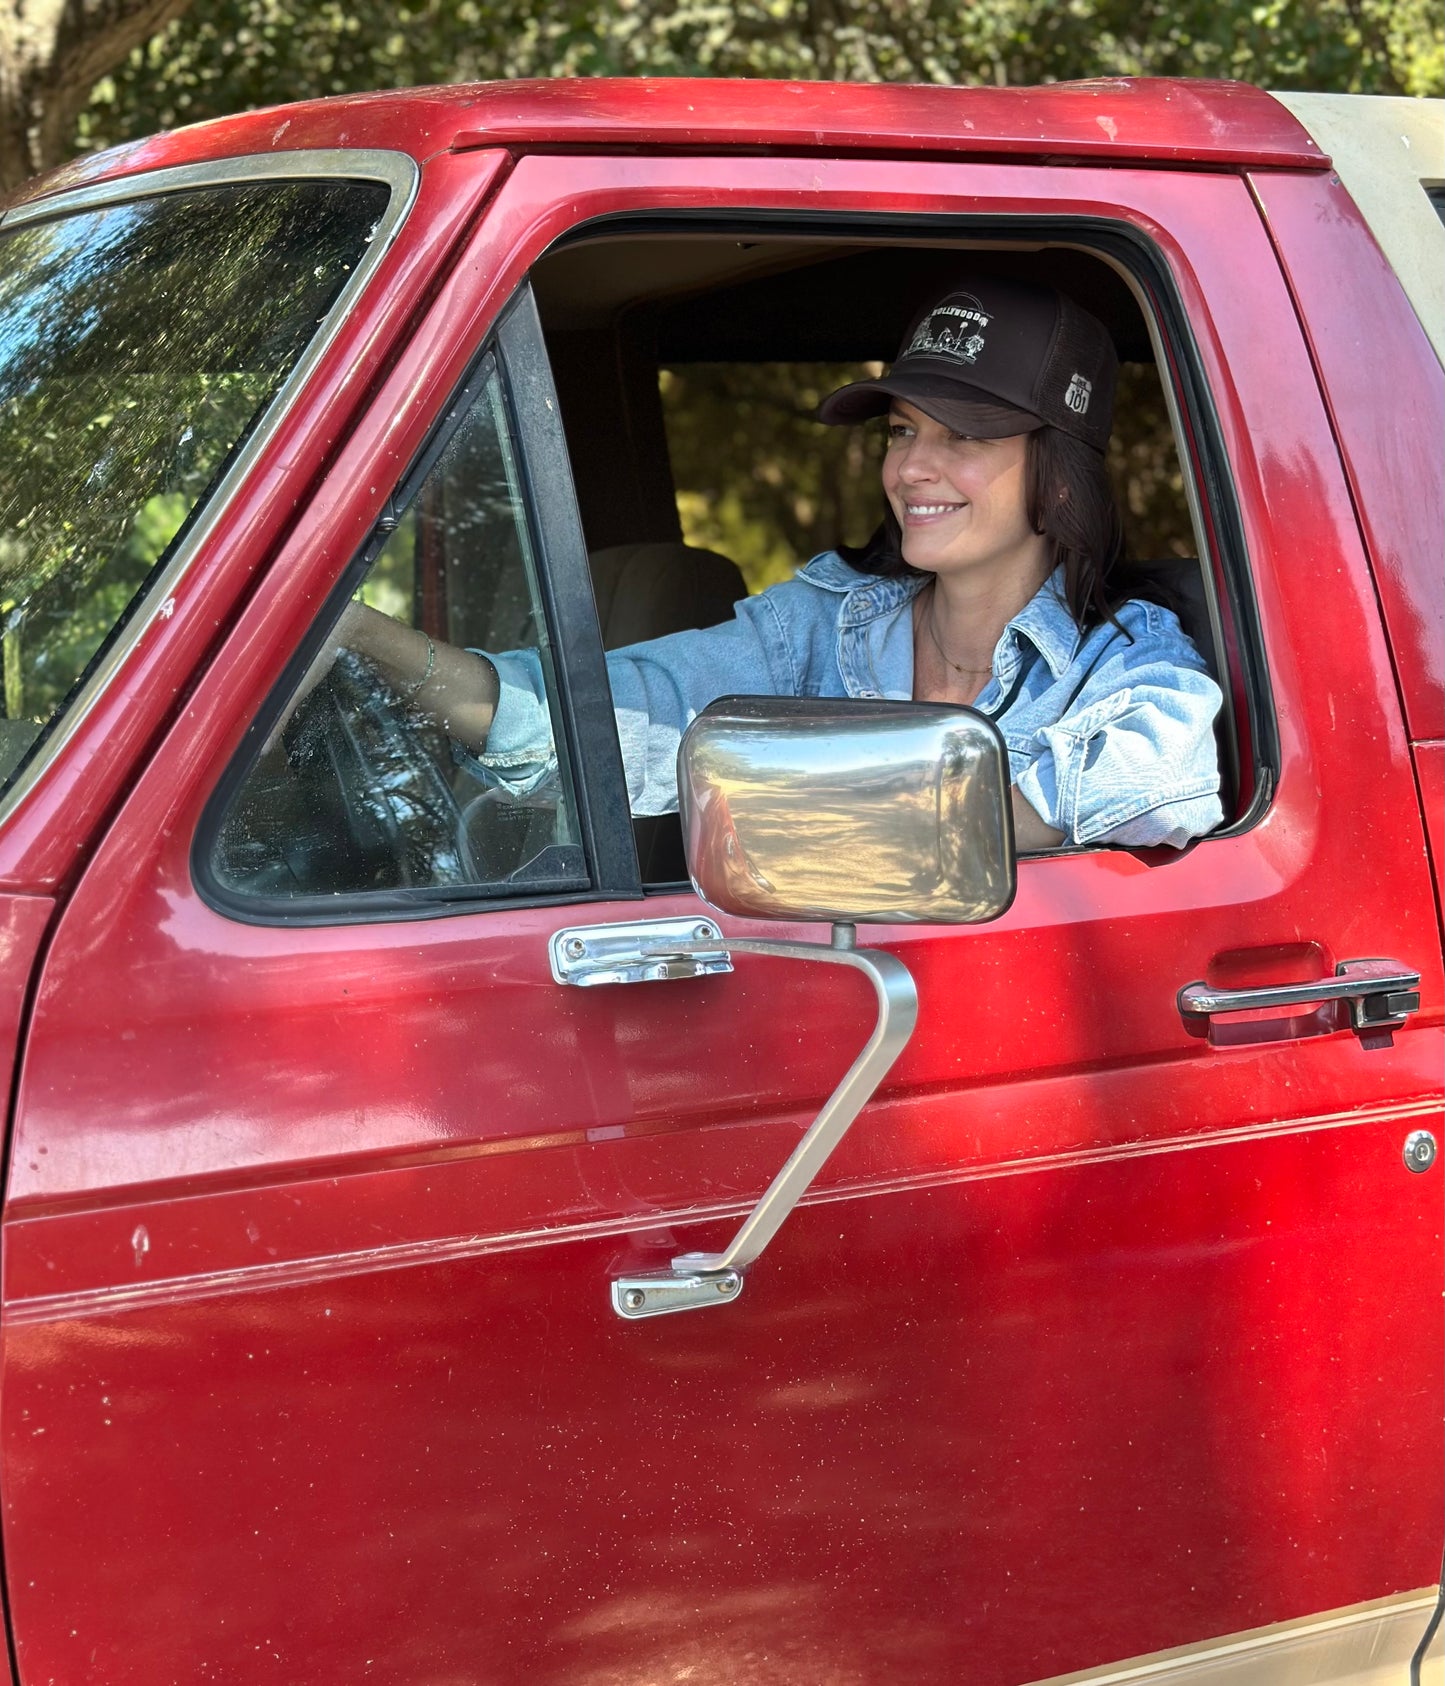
left=2, top=0, right=193, bottom=190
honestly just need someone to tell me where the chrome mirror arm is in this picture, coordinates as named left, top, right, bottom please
left=609, top=923, right=918, bottom=1319
left=558, top=697, right=1014, bottom=1319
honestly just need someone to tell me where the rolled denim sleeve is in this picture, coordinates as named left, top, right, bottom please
left=471, top=586, right=800, bottom=813
left=1012, top=607, right=1225, bottom=849
left=605, top=592, right=805, bottom=813
left=468, top=647, right=558, bottom=797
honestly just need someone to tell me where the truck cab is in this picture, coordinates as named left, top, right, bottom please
left=0, top=78, right=1440, bottom=1685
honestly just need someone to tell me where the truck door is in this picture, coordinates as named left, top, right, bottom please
left=3, top=151, right=1441, bottom=1685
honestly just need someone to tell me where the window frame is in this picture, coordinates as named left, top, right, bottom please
left=199, top=205, right=1281, bottom=923
left=194, top=283, right=640, bottom=925
left=533, top=207, right=1278, bottom=855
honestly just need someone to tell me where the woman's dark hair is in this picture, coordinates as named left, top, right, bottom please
left=841, top=424, right=1155, bottom=633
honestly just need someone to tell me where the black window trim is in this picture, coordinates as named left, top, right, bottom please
left=496, top=284, right=641, bottom=897
left=193, top=281, right=642, bottom=927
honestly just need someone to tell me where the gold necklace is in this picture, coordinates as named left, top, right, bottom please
left=922, top=586, right=992, bottom=678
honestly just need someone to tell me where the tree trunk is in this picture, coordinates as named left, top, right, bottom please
left=1, top=0, right=193, bottom=196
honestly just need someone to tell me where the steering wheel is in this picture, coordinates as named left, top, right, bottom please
left=282, top=648, right=478, bottom=891
left=215, top=648, right=477, bottom=897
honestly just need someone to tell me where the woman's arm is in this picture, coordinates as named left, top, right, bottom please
left=326, top=595, right=1076, bottom=851
left=1012, top=605, right=1224, bottom=851
left=335, top=602, right=499, bottom=751
left=1011, top=789, right=1065, bottom=852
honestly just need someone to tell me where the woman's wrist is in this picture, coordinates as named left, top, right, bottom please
left=334, top=601, right=498, bottom=750
left=340, top=601, right=427, bottom=684
left=337, top=598, right=381, bottom=653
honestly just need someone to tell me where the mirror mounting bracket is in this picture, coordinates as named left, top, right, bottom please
left=551, top=916, right=918, bottom=1319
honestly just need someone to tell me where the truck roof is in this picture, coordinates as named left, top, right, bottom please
left=7, top=76, right=1329, bottom=211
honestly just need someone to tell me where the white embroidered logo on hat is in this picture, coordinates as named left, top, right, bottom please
left=905, top=295, right=991, bottom=367
left=1064, top=373, right=1092, bottom=414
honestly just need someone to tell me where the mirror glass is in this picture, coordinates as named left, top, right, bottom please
left=679, top=697, right=1016, bottom=925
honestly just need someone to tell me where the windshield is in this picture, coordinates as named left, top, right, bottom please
left=0, top=175, right=392, bottom=796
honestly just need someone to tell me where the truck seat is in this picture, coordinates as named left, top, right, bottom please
left=588, top=541, right=745, bottom=650
left=1126, top=558, right=1221, bottom=687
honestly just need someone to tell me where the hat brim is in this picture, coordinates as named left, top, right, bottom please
left=818, top=372, right=1041, bottom=438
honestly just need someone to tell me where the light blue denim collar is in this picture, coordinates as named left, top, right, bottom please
left=1003, top=569, right=1083, bottom=680
left=797, top=553, right=1082, bottom=679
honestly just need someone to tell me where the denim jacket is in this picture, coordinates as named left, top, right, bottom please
left=481, top=553, right=1225, bottom=848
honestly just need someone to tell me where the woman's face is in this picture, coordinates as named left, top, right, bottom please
left=882, top=401, right=1045, bottom=585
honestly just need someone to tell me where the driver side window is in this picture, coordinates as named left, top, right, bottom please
left=210, top=354, right=584, bottom=904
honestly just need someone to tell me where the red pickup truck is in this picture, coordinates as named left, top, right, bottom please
left=0, top=77, right=1440, bottom=1686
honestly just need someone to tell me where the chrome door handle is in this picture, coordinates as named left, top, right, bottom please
left=1178, top=958, right=1421, bottom=1031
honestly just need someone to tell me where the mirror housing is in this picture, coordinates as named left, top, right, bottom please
left=678, top=696, right=1016, bottom=925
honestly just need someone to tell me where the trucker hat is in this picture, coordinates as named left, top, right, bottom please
left=818, top=276, right=1118, bottom=451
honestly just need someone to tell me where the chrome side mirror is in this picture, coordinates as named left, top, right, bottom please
left=678, top=696, right=1016, bottom=925
left=562, top=697, right=1017, bottom=1319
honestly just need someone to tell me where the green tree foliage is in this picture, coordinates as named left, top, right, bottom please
left=78, top=0, right=1441, bottom=150
left=4, top=0, right=1434, bottom=597
left=659, top=364, right=888, bottom=593
left=0, top=0, right=194, bottom=192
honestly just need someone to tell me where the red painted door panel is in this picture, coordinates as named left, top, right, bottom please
left=3, top=1122, right=1436, bottom=1682
left=0, top=893, right=53, bottom=1171
left=2, top=154, right=1441, bottom=1684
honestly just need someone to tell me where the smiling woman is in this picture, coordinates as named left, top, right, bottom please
left=334, top=273, right=1224, bottom=855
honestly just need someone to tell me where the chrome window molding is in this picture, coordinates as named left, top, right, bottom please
left=0, top=149, right=420, bottom=833
left=0, top=149, right=417, bottom=233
